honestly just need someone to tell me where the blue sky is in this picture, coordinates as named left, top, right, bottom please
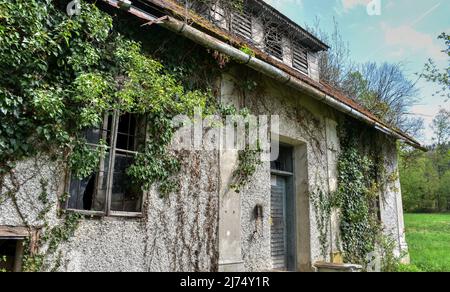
left=264, top=0, right=450, bottom=143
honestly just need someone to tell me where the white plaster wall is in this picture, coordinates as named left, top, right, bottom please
left=379, top=134, right=409, bottom=259
left=0, top=71, right=408, bottom=272
left=221, top=70, right=334, bottom=271
left=0, top=151, right=220, bottom=272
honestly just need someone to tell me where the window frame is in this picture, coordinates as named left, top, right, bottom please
left=64, top=110, right=147, bottom=218
left=0, top=226, right=33, bottom=272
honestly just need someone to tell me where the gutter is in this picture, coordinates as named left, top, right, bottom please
left=101, top=0, right=425, bottom=150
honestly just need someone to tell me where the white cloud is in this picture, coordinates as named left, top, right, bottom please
left=381, top=23, right=446, bottom=61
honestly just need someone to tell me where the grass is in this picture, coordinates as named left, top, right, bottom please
left=404, top=213, right=450, bottom=272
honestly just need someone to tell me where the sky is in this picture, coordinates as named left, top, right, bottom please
left=264, top=0, right=450, bottom=144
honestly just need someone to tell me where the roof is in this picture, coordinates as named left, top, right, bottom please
left=104, top=0, right=424, bottom=150
left=252, top=0, right=329, bottom=52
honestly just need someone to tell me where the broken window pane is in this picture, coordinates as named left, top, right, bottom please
left=84, top=115, right=113, bottom=146
left=110, top=113, right=144, bottom=213
left=67, top=112, right=145, bottom=215
left=68, top=153, right=110, bottom=212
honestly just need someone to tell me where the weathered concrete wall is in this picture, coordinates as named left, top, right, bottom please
left=218, top=69, right=335, bottom=271
left=378, top=134, right=409, bottom=260
left=0, top=68, right=408, bottom=273
left=219, top=67, right=408, bottom=271
left=0, top=151, right=220, bottom=272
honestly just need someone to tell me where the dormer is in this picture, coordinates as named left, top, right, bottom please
left=207, top=0, right=328, bottom=82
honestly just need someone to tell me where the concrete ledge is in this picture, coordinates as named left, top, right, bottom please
left=219, top=261, right=245, bottom=272
left=314, top=262, right=363, bottom=273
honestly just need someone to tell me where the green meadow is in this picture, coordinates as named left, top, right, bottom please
left=404, top=214, right=450, bottom=272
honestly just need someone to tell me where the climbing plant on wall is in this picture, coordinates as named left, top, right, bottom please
left=0, top=0, right=264, bottom=271
left=0, top=0, right=216, bottom=269
left=339, top=122, right=404, bottom=271
left=311, top=119, right=402, bottom=271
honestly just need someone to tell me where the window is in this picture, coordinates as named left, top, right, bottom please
left=231, top=10, right=253, bottom=40
left=292, top=43, right=309, bottom=75
left=265, top=24, right=283, bottom=60
left=0, top=227, right=28, bottom=272
left=66, top=112, right=146, bottom=216
left=271, top=145, right=294, bottom=174
left=0, top=239, right=24, bottom=272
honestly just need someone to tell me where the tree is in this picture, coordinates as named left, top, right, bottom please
left=400, top=109, right=450, bottom=213
left=342, top=62, right=423, bottom=135
left=431, top=108, right=450, bottom=149
left=307, top=21, right=422, bottom=136
left=306, top=18, right=354, bottom=90
left=421, top=33, right=450, bottom=101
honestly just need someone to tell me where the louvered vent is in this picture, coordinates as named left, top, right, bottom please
left=231, top=11, right=253, bottom=40
left=265, top=25, right=283, bottom=60
left=292, top=44, right=309, bottom=75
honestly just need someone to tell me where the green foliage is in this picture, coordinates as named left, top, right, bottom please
left=217, top=104, right=263, bottom=193
left=400, top=110, right=450, bottom=213
left=240, top=45, right=256, bottom=57
left=421, top=33, right=449, bottom=100
left=231, top=142, right=263, bottom=193
left=333, top=147, right=381, bottom=265
left=0, top=0, right=211, bottom=192
left=68, top=140, right=107, bottom=180
left=0, top=255, right=6, bottom=272
left=310, top=188, right=332, bottom=258
left=311, top=123, right=401, bottom=270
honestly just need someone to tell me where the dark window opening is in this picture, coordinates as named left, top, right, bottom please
left=271, top=145, right=294, bottom=173
left=0, top=239, right=24, bottom=272
left=67, top=112, right=146, bottom=215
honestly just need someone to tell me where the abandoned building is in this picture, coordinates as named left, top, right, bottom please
left=0, top=0, right=424, bottom=272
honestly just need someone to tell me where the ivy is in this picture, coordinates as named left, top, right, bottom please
left=333, top=146, right=381, bottom=265
left=310, top=188, right=332, bottom=258
left=0, top=255, right=6, bottom=272
left=217, top=104, right=263, bottom=193
left=0, top=0, right=216, bottom=270
left=231, top=142, right=263, bottom=193
left=0, top=0, right=212, bottom=191
left=310, top=120, right=405, bottom=271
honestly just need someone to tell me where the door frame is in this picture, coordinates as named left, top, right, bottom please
left=270, top=144, right=297, bottom=271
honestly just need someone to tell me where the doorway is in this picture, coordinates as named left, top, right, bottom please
left=270, top=145, right=296, bottom=271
